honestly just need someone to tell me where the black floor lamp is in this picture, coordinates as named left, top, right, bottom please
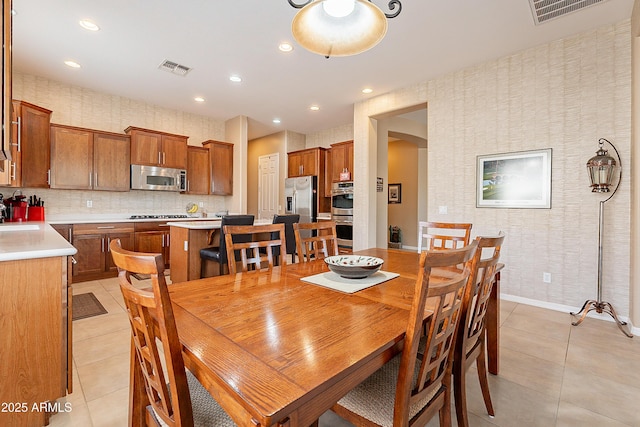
left=570, top=138, right=632, bottom=337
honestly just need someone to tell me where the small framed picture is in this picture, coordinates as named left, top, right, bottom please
left=388, top=183, right=402, bottom=204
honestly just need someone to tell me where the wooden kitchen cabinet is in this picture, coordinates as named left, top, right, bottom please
left=50, top=124, right=131, bottom=191
left=0, top=256, right=72, bottom=427
left=3, top=100, right=52, bottom=188
left=134, top=221, right=171, bottom=268
left=287, top=147, right=325, bottom=177
left=72, top=222, right=134, bottom=282
left=187, top=145, right=210, bottom=194
left=125, top=126, right=188, bottom=169
left=202, top=140, right=233, bottom=195
left=330, top=140, right=354, bottom=182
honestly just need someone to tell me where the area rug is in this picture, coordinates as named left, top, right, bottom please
left=72, top=292, right=108, bottom=321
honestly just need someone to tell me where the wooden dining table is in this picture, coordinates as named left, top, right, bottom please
left=129, top=248, right=502, bottom=427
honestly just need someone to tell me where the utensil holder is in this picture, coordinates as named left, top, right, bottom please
left=27, top=206, right=45, bottom=222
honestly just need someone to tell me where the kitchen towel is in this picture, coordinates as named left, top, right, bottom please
left=301, top=270, right=399, bottom=294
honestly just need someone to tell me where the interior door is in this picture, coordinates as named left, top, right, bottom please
left=258, top=153, right=279, bottom=220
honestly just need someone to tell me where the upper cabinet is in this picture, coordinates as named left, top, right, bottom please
left=202, top=140, right=233, bottom=196
left=186, top=146, right=210, bottom=195
left=3, top=100, right=53, bottom=188
left=125, top=126, right=188, bottom=169
left=50, top=124, right=131, bottom=191
left=330, top=140, right=354, bottom=182
left=287, top=147, right=325, bottom=178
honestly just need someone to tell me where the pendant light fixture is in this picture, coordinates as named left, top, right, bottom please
left=288, top=0, right=402, bottom=58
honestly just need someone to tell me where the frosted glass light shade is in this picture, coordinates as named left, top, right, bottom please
left=587, top=145, right=617, bottom=193
left=291, top=0, right=387, bottom=57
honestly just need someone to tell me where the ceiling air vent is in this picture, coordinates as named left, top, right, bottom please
left=158, top=60, right=192, bottom=76
left=529, top=0, right=609, bottom=25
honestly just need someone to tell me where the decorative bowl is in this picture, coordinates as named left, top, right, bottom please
left=324, top=255, right=384, bottom=279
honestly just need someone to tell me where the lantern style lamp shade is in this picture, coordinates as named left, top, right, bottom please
left=291, top=0, right=388, bottom=57
left=586, top=142, right=617, bottom=193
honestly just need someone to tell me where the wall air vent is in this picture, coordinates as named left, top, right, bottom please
left=529, top=0, right=609, bottom=25
left=158, top=60, right=192, bottom=76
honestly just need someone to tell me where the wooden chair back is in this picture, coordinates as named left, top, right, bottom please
left=272, top=214, right=300, bottom=260
left=395, top=241, right=478, bottom=426
left=109, top=239, right=193, bottom=427
left=293, top=221, right=339, bottom=262
left=454, top=233, right=505, bottom=427
left=224, top=223, right=286, bottom=274
left=417, top=221, right=472, bottom=252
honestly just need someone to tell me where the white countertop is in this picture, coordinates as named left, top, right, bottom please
left=0, top=222, right=77, bottom=262
left=167, top=218, right=272, bottom=229
left=46, top=214, right=223, bottom=224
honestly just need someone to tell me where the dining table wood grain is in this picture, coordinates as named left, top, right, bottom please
left=128, top=248, right=502, bottom=427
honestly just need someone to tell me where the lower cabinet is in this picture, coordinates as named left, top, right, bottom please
left=0, top=256, right=71, bottom=427
left=72, top=223, right=135, bottom=282
left=134, top=221, right=171, bottom=268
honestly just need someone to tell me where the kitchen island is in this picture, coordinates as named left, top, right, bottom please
left=168, top=219, right=271, bottom=282
left=0, top=223, right=77, bottom=427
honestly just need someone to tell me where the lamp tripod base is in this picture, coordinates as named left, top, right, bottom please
left=570, top=299, right=633, bottom=338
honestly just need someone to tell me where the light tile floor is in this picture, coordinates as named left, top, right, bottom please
left=49, top=276, right=640, bottom=427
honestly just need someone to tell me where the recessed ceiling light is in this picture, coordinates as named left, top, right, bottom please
left=229, top=75, right=242, bottom=83
left=79, top=19, right=100, bottom=31
left=362, top=87, right=373, bottom=94
left=194, top=96, right=205, bottom=103
left=273, top=118, right=281, bottom=124
left=309, top=105, right=320, bottom=111
left=279, top=43, right=293, bottom=53
left=64, top=60, right=81, bottom=69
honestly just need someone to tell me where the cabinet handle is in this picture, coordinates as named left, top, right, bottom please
left=158, top=151, right=162, bottom=165
left=106, top=237, right=111, bottom=252
left=163, top=152, right=166, bottom=164
left=94, top=172, right=98, bottom=188
left=10, top=162, right=15, bottom=181
left=68, top=229, right=72, bottom=242
left=47, top=169, right=51, bottom=185
left=11, top=117, right=21, bottom=151
left=101, top=237, right=105, bottom=253
left=89, top=173, right=92, bottom=187
left=97, top=226, right=115, bottom=229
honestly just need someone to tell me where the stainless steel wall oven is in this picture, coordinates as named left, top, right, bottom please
left=331, top=181, right=353, bottom=249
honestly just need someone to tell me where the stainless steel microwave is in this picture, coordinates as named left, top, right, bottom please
left=130, top=164, right=187, bottom=192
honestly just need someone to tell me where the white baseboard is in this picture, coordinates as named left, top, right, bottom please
left=500, top=293, right=638, bottom=336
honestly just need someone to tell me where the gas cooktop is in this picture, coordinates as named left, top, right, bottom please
left=129, top=214, right=189, bottom=219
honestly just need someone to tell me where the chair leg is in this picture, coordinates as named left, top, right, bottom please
left=453, top=358, right=469, bottom=427
left=476, top=342, right=495, bottom=416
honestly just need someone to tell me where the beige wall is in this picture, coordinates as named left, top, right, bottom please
left=631, top=0, right=640, bottom=326
left=353, top=20, right=634, bottom=321
left=388, top=140, right=418, bottom=248
left=5, top=72, right=229, bottom=218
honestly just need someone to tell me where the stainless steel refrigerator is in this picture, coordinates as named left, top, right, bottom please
left=284, top=176, right=317, bottom=233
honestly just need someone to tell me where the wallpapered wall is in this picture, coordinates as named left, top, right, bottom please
left=353, top=20, right=632, bottom=315
left=6, top=72, right=229, bottom=218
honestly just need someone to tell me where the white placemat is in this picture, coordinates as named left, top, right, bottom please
left=301, top=270, right=400, bottom=294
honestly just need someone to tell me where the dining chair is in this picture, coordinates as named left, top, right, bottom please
left=272, top=214, right=300, bottom=263
left=453, top=233, right=505, bottom=427
left=417, top=221, right=472, bottom=252
left=331, top=241, right=479, bottom=427
left=224, top=223, right=286, bottom=274
left=109, top=239, right=235, bottom=427
left=200, top=214, right=254, bottom=277
left=293, top=221, right=339, bottom=262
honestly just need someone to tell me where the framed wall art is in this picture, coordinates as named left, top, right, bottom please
left=476, top=148, right=552, bottom=209
left=388, top=183, right=402, bottom=204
